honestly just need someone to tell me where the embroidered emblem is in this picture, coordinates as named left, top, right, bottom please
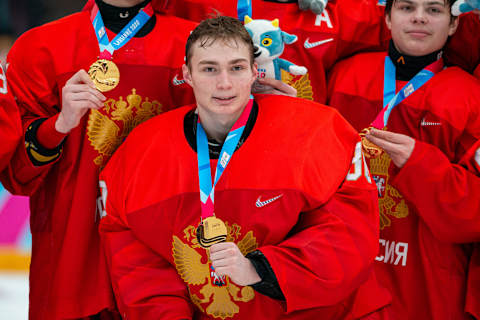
left=281, top=70, right=314, bottom=101
left=173, top=222, right=258, bottom=319
left=369, top=153, right=409, bottom=229
left=255, top=194, right=283, bottom=208
left=420, top=117, right=442, bottom=126
left=87, top=88, right=163, bottom=167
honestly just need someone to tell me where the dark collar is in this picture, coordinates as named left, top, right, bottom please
left=183, top=101, right=259, bottom=159
left=388, top=40, right=443, bottom=81
left=95, top=0, right=155, bottom=37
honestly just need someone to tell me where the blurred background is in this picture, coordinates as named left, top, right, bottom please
left=1, top=1, right=84, bottom=318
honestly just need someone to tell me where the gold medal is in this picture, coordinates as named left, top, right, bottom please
left=88, top=59, right=120, bottom=92
left=360, top=127, right=383, bottom=159
left=196, top=216, right=227, bottom=248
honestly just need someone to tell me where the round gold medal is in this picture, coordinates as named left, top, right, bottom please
left=359, top=127, right=383, bottom=159
left=88, top=59, right=120, bottom=92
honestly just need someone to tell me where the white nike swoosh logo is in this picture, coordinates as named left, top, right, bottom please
left=420, top=117, right=442, bottom=126
left=304, top=37, right=334, bottom=49
left=256, top=194, right=283, bottom=208
left=172, top=74, right=185, bottom=86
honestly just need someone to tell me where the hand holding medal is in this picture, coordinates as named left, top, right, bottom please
left=88, top=2, right=154, bottom=92
left=361, top=55, right=443, bottom=159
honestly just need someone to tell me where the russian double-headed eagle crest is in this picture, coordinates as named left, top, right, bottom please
left=172, top=222, right=258, bottom=319
left=369, top=152, right=409, bottom=229
left=87, top=88, right=163, bottom=167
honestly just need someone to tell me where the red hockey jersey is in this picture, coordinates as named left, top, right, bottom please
left=164, top=0, right=389, bottom=104
left=1, top=4, right=196, bottom=319
left=327, top=51, right=480, bottom=320
left=0, top=63, right=21, bottom=172
left=99, top=95, right=390, bottom=319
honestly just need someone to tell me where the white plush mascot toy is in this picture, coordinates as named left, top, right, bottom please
left=452, top=0, right=480, bottom=15
left=244, top=16, right=308, bottom=82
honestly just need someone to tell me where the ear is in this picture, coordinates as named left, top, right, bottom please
left=448, top=16, right=459, bottom=36
left=281, top=31, right=298, bottom=44
left=251, top=62, right=258, bottom=81
left=385, top=14, right=392, bottom=31
left=182, top=64, right=193, bottom=87
left=244, top=15, right=253, bottom=24
left=271, top=19, right=279, bottom=28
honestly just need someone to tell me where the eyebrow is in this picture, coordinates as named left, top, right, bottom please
left=396, top=0, right=446, bottom=5
left=198, top=58, right=250, bottom=65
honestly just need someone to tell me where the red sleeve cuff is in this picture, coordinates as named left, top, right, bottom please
left=37, top=114, right=67, bottom=149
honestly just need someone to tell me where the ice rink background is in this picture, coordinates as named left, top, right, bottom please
left=0, top=184, right=30, bottom=320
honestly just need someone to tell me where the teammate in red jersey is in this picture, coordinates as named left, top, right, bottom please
left=162, top=0, right=390, bottom=104
left=0, top=0, right=197, bottom=319
left=0, top=63, right=21, bottom=172
left=99, top=16, right=391, bottom=319
left=327, top=0, right=480, bottom=319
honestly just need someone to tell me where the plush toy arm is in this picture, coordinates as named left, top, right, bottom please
left=277, top=59, right=308, bottom=76
left=452, top=0, right=480, bottom=15
left=298, top=0, right=328, bottom=15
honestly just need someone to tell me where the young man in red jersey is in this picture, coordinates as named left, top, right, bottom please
left=328, top=0, right=480, bottom=319
left=99, top=16, right=391, bottom=319
left=163, top=0, right=390, bottom=104
left=1, top=0, right=198, bottom=319
left=0, top=62, right=20, bottom=172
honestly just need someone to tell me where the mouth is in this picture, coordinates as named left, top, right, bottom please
left=406, top=30, right=431, bottom=38
left=213, top=96, right=236, bottom=103
left=253, top=51, right=261, bottom=58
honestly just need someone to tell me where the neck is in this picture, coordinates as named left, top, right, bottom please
left=388, top=40, right=442, bottom=81
left=198, top=111, right=241, bottom=144
left=101, top=0, right=146, bottom=7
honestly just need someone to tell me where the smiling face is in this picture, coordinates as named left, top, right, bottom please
left=386, top=0, right=458, bottom=56
left=182, top=38, right=257, bottom=133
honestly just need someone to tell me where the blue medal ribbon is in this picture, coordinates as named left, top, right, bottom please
left=371, top=55, right=442, bottom=128
left=90, top=3, right=154, bottom=59
left=197, top=98, right=253, bottom=218
left=237, top=0, right=252, bottom=21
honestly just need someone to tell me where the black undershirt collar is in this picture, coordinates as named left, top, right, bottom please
left=95, top=0, right=155, bottom=37
left=184, top=101, right=259, bottom=159
left=388, top=40, right=443, bottom=81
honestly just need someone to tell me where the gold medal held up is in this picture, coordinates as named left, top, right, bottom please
left=88, top=59, right=120, bottom=92
left=196, top=216, right=228, bottom=248
left=360, top=127, right=383, bottom=159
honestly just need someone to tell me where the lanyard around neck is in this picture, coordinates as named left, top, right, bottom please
left=90, top=2, right=154, bottom=59
left=371, top=55, right=443, bottom=129
left=196, top=98, right=253, bottom=219
left=237, top=0, right=252, bottom=20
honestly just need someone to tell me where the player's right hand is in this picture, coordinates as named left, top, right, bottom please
left=56, top=69, right=106, bottom=134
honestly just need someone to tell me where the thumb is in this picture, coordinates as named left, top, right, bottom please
left=66, top=69, right=96, bottom=88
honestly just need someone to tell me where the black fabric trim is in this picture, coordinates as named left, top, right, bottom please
left=388, top=40, right=443, bottom=81
left=183, top=100, right=258, bottom=159
left=246, top=250, right=285, bottom=301
left=25, top=118, right=64, bottom=167
left=96, top=0, right=156, bottom=37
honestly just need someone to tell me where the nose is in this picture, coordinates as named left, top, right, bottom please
left=411, top=8, right=428, bottom=24
left=216, top=70, right=233, bottom=90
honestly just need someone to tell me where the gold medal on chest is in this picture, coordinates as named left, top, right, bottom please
left=196, top=216, right=228, bottom=248
left=360, top=127, right=383, bottom=159
left=88, top=59, right=120, bottom=92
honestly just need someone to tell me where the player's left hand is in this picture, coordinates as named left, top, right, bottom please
left=209, top=242, right=261, bottom=286
left=252, top=78, right=297, bottom=97
left=366, top=128, right=416, bottom=168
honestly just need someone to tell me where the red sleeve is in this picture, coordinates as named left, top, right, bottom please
left=0, top=29, right=64, bottom=195
left=260, top=138, right=380, bottom=313
left=36, top=114, right=67, bottom=149
left=99, top=139, right=194, bottom=320
left=391, top=141, right=480, bottom=243
left=475, top=64, right=480, bottom=79
left=466, top=244, right=480, bottom=319
left=0, top=63, right=22, bottom=172
left=335, top=0, right=389, bottom=63
left=445, top=12, right=480, bottom=73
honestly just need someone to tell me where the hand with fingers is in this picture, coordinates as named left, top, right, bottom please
left=209, top=242, right=261, bottom=287
left=56, top=69, right=106, bottom=134
left=366, top=128, right=416, bottom=168
left=252, top=78, right=297, bottom=97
